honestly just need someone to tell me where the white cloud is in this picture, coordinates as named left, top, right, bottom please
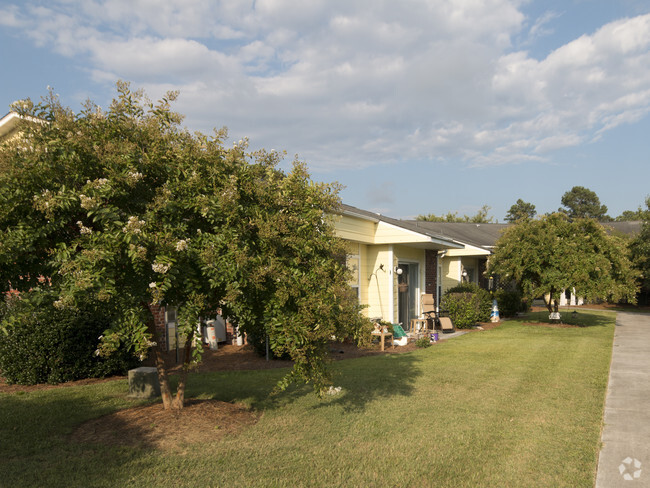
left=3, top=1, right=650, bottom=171
left=527, top=10, right=561, bottom=41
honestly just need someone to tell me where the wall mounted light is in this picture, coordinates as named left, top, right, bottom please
left=395, top=267, right=403, bottom=275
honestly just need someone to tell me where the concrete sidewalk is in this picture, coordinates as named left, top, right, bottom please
left=595, top=312, right=650, bottom=487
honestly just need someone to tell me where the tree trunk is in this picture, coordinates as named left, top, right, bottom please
left=173, top=328, right=195, bottom=410
left=547, top=288, right=561, bottom=323
left=153, top=343, right=174, bottom=410
left=146, top=304, right=174, bottom=410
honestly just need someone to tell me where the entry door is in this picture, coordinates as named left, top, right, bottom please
left=397, top=263, right=419, bottom=326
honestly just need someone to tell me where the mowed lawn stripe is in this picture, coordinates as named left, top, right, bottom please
left=0, top=312, right=614, bottom=487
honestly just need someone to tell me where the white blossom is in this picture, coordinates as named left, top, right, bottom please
left=152, top=262, right=170, bottom=274
left=149, top=282, right=157, bottom=288
left=175, top=239, right=189, bottom=251
left=53, top=299, right=64, bottom=310
left=127, top=171, right=144, bottom=183
left=79, top=194, right=96, bottom=209
left=77, top=221, right=92, bottom=234
left=122, top=216, right=146, bottom=234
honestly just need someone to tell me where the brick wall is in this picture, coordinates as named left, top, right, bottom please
left=425, top=250, right=438, bottom=295
left=149, top=303, right=167, bottom=350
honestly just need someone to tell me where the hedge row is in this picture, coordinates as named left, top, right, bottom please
left=0, top=290, right=139, bottom=385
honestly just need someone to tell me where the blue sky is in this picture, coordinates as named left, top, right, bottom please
left=2, top=0, right=649, bottom=221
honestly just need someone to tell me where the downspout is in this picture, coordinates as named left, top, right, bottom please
left=437, top=250, right=447, bottom=313
left=388, top=245, right=395, bottom=322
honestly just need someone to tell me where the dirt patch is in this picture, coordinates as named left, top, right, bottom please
left=71, top=399, right=258, bottom=451
left=161, top=339, right=421, bottom=374
left=473, top=321, right=502, bottom=331
left=0, top=340, right=420, bottom=394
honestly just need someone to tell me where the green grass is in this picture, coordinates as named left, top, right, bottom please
left=0, top=311, right=616, bottom=487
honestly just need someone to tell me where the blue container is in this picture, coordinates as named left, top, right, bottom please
left=431, top=332, right=439, bottom=342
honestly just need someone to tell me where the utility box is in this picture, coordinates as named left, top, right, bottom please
left=128, top=367, right=161, bottom=398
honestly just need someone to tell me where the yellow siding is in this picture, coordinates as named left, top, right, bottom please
left=334, top=215, right=376, bottom=243
left=441, top=257, right=461, bottom=294
left=358, top=244, right=370, bottom=306
left=363, top=245, right=391, bottom=319
left=446, top=246, right=489, bottom=257
left=374, top=222, right=431, bottom=244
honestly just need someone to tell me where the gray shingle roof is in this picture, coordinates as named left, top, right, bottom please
left=405, top=221, right=510, bottom=249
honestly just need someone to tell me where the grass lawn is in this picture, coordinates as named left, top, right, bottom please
left=0, top=311, right=615, bottom=487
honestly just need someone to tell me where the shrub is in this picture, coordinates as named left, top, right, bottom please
left=494, top=289, right=528, bottom=317
left=246, top=326, right=289, bottom=360
left=0, top=290, right=139, bottom=385
left=415, top=337, right=431, bottom=348
left=442, top=284, right=492, bottom=329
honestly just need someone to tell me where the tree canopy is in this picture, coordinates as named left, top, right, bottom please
left=417, top=204, right=494, bottom=223
left=0, top=83, right=369, bottom=408
left=629, top=197, right=650, bottom=294
left=504, top=199, right=536, bottom=222
left=487, top=213, right=638, bottom=317
left=559, top=186, right=610, bottom=220
left=615, top=200, right=650, bottom=221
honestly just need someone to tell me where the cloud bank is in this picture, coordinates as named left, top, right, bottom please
left=2, top=0, right=650, bottom=170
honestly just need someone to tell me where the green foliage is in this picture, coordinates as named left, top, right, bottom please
left=488, top=213, right=639, bottom=313
left=0, top=82, right=371, bottom=399
left=615, top=205, right=650, bottom=221
left=504, top=199, right=536, bottom=222
left=416, top=204, right=494, bottom=223
left=450, top=283, right=492, bottom=321
left=494, top=289, right=528, bottom=317
left=629, top=197, right=650, bottom=293
left=0, top=290, right=138, bottom=385
left=559, top=186, right=610, bottom=220
left=414, top=337, right=431, bottom=348
left=441, top=284, right=492, bottom=329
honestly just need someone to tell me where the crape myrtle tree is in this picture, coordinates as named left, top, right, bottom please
left=487, top=213, right=638, bottom=321
left=0, top=83, right=370, bottom=409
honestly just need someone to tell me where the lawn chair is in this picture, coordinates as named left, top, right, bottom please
left=421, top=293, right=455, bottom=333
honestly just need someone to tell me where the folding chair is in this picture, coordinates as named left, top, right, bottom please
left=421, top=293, right=454, bottom=332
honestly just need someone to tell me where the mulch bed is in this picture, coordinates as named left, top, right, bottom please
left=70, top=398, right=259, bottom=452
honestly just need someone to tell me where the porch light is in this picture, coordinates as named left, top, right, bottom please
left=395, top=267, right=403, bottom=275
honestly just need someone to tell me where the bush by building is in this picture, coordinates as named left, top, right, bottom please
left=441, top=284, right=492, bottom=329
left=0, top=290, right=139, bottom=385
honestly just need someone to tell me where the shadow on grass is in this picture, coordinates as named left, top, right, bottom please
left=522, top=310, right=614, bottom=327
left=183, top=348, right=425, bottom=414
left=1, top=347, right=425, bottom=486
left=0, top=384, right=161, bottom=488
